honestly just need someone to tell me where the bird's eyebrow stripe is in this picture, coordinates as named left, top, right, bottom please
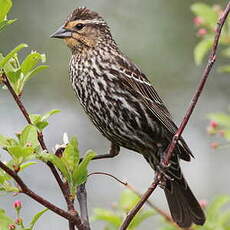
left=66, top=19, right=105, bottom=28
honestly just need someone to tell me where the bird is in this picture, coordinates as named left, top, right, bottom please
left=51, top=7, right=205, bottom=228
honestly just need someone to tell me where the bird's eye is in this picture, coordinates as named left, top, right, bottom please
left=75, top=23, right=85, bottom=30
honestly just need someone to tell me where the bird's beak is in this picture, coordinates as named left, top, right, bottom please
left=50, top=26, right=72, bottom=39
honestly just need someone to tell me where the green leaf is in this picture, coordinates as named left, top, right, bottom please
left=0, top=43, right=28, bottom=68
left=0, top=208, right=14, bottom=228
left=194, top=38, right=213, bottom=65
left=19, top=125, right=39, bottom=147
left=37, top=153, right=71, bottom=182
left=129, top=210, right=155, bottom=228
left=191, top=3, right=218, bottom=28
left=207, top=113, right=230, bottom=127
left=92, top=208, right=121, bottom=227
left=62, top=137, right=79, bottom=171
left=7, top=145, right=34, bottom=161
left=41, top=109, right=60, bottom=121
left=208, top=195, right=230, bottom=220
left=223, top=130, right=230, bottom=141
left=24, top=65, right=48, bottom=82
left=73, top=150, right=96, bottom=186
left=29, top=208, right=48, bottom=229
left=0, top=0, right=12, bottom=21
left=0, top=19, right=16, bottom=32
left=119, top=189, right=140, bottom=212
left=0, top=135, right=9, bottom=146
left=20, top=161, right=37, bottom=171
left=21, top=52, right=45, bottom=75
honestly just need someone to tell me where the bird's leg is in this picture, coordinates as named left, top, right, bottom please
left=92, top=142, right=120, bottom=160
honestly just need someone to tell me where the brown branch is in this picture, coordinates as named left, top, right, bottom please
left=120, top=1, right=230, bottom=229
left=0, top=160, right=85, bottom=229
left=2, top=73, right=76, bottom=229
left=162, top=1, right=230, bottom=166
left=89, top=171, right=178, bottom=227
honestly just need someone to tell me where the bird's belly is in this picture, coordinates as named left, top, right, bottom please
left=72, top=75, right=166, bottom=153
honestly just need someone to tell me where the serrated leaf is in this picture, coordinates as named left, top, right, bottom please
left=0, top=43, right=28, bottom=68
left=20, top=125, right=39, bottom=147
left=129, top=210, right=155, bottom=228
left=207, top=113, right=230, bottom=127
left=208, top=196, right=230, bottom=220
left=29, top=208, right=48, bottom=229
left=0, top=0, right=12, bottom=21
left=73, top=150, right=96, bottom=186
left=92, top=208, right=121, bottom=227
left=194, top=38, right=213, bottom=65
left=191, top=3, right=218, bottom=28
left=119, top=189, right=140, bottom=212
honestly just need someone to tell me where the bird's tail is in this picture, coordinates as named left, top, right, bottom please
left=164, top=176, right=205, bottom=228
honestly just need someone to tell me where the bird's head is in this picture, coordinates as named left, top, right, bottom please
left=51, top=7, right=113, bottom=52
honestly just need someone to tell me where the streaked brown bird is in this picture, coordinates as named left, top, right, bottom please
left=51, top=7, right=205, bottom=228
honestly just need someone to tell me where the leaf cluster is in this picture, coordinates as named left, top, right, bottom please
left=191, top=2, right=230, bottom=71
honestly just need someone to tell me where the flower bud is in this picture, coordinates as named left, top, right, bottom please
left=197, top=28, right=207, bottom=37
left=210, top=120, right=218, bottom=129
left=13, top=200, right=22, bottom=210
left=15, top=217, right=23, bottom=225
left=193, top=16, right=203, bottom=26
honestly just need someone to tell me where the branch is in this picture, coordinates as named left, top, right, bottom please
left=1, top=73, right=72, bottom=207
left=2, top=73, right=77, bottom=229
left=162, top=1, right=230, bottom=166
left=0, top=160, right=85, bottom=230
left=120, top=1, right=230, bottom=229
left=89, top=172, right=180, bottom=228
left=77, top=183, right=90, bottom=230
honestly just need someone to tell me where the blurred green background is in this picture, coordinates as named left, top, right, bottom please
left=0, top=0, right=229, bottom=229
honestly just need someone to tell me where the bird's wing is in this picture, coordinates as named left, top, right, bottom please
left=115, top=55, right=193, bottom=158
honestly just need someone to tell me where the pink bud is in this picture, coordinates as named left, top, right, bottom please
left=197, top=28, right=207, bottom=37
left=15, top=218, right=23, bottom=225
left=210, top=120, right=218, bottom=129
left=8, top=224, right=16, bottom=230
left=210, top=142, right=219, bottom=149
left=193, top=16, right=203, bottom=26
left=199, top=199, right=208, bottom=208
left=13, top=200, right=22, bottom=210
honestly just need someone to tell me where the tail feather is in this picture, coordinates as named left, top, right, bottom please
left=164, top=179, right=205, bottom=228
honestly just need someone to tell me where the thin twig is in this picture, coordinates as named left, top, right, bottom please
left=89, top=171, right=180, bottom=227
left=0, top=160, right=85, bottom=229
left=162, top=1, right=230, bottom=166
left=2, top=73, right=76, bottom=229
left=120, top=2, right=230, bottom=229
left=77, top=183, right=90, bottom=230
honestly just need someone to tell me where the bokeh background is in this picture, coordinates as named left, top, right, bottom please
left=1, top=0, right=229, bottom=229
